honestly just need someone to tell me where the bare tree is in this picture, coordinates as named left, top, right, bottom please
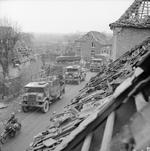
left=0, top=18, right=20, bottom=79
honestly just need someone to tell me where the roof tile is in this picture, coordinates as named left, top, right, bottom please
left=110, top=0, right=150, bottom=29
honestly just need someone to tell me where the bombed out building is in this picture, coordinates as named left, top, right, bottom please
left=110, top=0, right=150, bottom=60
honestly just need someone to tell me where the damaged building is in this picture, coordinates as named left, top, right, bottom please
left=74, top=31, right=112, bottom=61
left=110, top=0, right=150, bottom=60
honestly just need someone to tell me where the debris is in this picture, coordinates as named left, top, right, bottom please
left=0, top=103, right=8, bottom=109
left=27, top=37, right=150, bottom=151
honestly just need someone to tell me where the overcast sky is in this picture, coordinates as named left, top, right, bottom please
left=0, top=0, right=134, bottom=34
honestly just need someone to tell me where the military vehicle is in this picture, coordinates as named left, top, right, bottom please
left=65, top=65, right=86, bottom=84
left=21, top=76, right=65, bottom=113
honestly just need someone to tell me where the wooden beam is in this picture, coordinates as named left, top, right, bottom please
left=100, top=112, right=115, bottom=151
left=81, top=133, right=93, bottom=151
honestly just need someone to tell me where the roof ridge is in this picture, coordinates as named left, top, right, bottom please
left=90, top=31, right=99, bottom=42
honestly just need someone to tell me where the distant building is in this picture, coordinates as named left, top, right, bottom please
left=73, top=31, right=112, bottom=61
left=110, top=0, right=150, bottom=60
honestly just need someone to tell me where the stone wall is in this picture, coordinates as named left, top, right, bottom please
left=112, top=27, right=150, bottom=60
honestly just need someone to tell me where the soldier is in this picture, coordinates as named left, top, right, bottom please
left=7, top=113, right=18, bottom=125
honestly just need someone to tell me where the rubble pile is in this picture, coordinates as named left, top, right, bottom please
left=26, top=110, right=84, bottom=151
left=26, top=37, right=150, bottom=151
left=70, top=38, right=150, bottom=109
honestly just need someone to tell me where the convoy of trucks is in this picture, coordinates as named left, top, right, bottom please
left=21, top=55, right=85, bottom=113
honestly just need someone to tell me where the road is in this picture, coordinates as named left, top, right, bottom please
left=2, top=72, right=96, bottom=151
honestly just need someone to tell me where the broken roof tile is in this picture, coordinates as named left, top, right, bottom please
left=110, top=0, right=150, bottom=29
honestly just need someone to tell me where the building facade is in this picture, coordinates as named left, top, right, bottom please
left=73, top=31, right=112, bottom=61
left=110, top=0, right=150, bottom=60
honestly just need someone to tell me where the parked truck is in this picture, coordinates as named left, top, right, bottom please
left=21, top=76, right=65, bottom=113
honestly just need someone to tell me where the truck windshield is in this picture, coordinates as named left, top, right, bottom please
left=67, top=68, right=78, bottom=72
left=24, top=87, right=44, bottom=93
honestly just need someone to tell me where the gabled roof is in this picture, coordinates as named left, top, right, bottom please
left=54, top=37, right=150, bottom=151
left=110, top=0, right=150, bottom=29
left=76, top=31, right=109, bottom=45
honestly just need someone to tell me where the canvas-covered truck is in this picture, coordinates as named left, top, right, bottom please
left=55, top=55, right=81, bottom=66
left=65, top=65, right=86, bottom=84
left=21, top=76, right=65, bottom=113
left=90, top=58, right=103, bottom=72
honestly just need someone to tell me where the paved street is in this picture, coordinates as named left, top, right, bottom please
left=2, top=72, right=96, bottom=151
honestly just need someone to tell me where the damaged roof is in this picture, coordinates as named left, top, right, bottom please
left=109, top=0, right=150, bottom=29
left=76, top=31, right=110, bottom=45
left=54, top=36, right=150, bottom=151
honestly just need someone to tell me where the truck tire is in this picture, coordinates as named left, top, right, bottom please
left=22, top=106, right=29, bottom=112
left=0, top=136, right=7, bottom=144
left=63, top=87, right=65, bottom=93
left=57, top=90, right=62, bottom=100
left=41, top=100, right=49, bottom=113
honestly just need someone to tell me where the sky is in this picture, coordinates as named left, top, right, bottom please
left=0, top=0, right=134, bottom=34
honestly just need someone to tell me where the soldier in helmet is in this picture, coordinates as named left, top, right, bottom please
left=7, top=112, right=18, bottom=125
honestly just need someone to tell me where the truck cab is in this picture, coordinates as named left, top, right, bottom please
left=90, top=58, right=103, bottom=72
left=65, top=65, right=86, bottom=84
left=21, top=76, right=65, bottom=113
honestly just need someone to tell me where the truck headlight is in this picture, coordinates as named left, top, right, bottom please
left=38, top=96, right=42, bottom=100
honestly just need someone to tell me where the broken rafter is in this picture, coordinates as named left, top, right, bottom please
left=109, top=0, right=150, bottom=29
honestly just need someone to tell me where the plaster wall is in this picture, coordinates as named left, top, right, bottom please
left=112, top=27, right=150, bottom=60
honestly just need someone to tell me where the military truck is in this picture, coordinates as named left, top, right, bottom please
left=55, top=56, right=81, bottom=66
left=65, top=65, right=86, bottom=84
left=90, top=58, right=103, bottom=72
left=21, top=76, right=65, bottom=113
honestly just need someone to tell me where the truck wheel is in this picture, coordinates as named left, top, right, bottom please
left=41, top=101, right=49, bottom=113
left=62, top=88, right=65, bottom=93
left=57, top=91, right=62, bottom=100
left=22, top=106, right=29, bottom=112
left=10, top=131, right=16, bottom=137
left=0, top=136, right=7, bottom=144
